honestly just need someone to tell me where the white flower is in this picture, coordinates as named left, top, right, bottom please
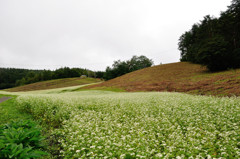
left=155, top=153, right=163, bottom=157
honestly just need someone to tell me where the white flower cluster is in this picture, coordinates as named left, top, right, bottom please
left=16, top=91, right=240, bottom=158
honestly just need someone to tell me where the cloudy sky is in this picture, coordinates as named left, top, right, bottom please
left=0, top=0, right=231, bottom=71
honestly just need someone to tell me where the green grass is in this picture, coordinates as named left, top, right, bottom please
left=0, top=94, right=12, bottom=98
left=0, top=94, right=32, bottom=125
left=0, top=94, right=55, bottom=158
left=77, top=86, right=126, bottom=92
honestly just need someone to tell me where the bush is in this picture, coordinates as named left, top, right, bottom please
left=0, top=120, right=48, bottom=159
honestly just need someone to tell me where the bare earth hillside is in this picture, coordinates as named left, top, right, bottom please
left=86, top=62, right=240, bottom=96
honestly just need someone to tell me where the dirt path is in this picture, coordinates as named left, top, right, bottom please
left=0, top=97, right=12, bottom=103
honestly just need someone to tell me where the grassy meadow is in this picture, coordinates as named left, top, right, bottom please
left=1, top=85, right=239, bottom=158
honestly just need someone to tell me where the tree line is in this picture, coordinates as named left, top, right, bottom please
left=0, top=55, right=153, bottom=89
left=103, top=55, right=154, bottom=80
left=178, top=0, right=240, bottom=71
left=0, top=67, right=96, bottom=89
left=83, top=55, right=154, bottom=80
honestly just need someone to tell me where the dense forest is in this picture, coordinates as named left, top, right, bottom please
left=178, top=0, right=240, bottom=71
left=0, top=67, right=96, bottom=89
left=0, top=68, right=41, bottom=89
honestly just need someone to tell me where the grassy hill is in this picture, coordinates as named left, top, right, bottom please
left=85, top=62, right=240, bottom=96
left=5, top=77, right=102, bottom=92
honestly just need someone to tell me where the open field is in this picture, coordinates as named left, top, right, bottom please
left=8, top=88, right=239, bottom=158
left=85, top=62, right=240, bottom=97
left=1, top=68, right=240, bottom=158
left=5, top=77, right=102, bottom=92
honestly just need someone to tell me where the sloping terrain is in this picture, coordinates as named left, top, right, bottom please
left=86, top=62, right=240, bottom=96
left=5, top=77, right=102, bottom=92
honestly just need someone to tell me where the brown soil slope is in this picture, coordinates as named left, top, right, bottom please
left=87, top=62, right=240, bottom=96
left=6, top=77, right=102, bottom=92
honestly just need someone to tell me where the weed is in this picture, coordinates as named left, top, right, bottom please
left=0, top=120, right=48, bottom=159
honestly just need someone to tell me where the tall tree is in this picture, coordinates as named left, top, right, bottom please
left=178, top=0, right=240, bottom=71
left=104, top=55, right=153, bottom=80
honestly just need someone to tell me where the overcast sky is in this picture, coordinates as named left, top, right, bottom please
left=0, top=0, right=231, bottom=71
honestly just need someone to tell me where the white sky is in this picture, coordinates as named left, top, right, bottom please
left=0, top=0, right=231, bottom=71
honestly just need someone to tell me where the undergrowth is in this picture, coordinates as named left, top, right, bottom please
left=0, top=120, right=48, bottom=159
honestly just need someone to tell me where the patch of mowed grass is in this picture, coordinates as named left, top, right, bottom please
left=77, top=86, right=126, bottom=92
left=5, top=77, right=102, bottom=92
left=0, top=94, right=12, bottom=98
left=0, top=94, right=32, bottom=125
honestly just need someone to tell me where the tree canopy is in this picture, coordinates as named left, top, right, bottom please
left=0, top=67, right=95, bottom=89
left=103, top=55, right=153, bottom=80
left=178, top=0, right=240, bottom=71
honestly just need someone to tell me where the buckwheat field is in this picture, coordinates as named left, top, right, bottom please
left=16, top=91, right=240, bottom=158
